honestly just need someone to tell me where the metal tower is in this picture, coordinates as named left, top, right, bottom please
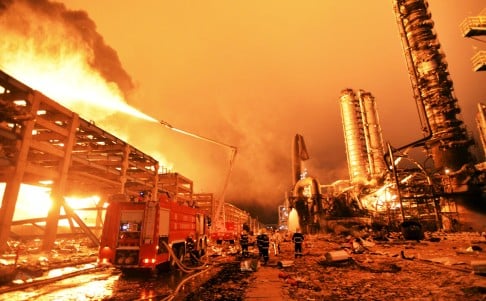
left=393, top=0, right=474, bottom=172
left=340, top=89, right=386, bottom=185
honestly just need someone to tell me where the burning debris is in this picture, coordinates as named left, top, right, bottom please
left=0, top=237, right=98, bottom=285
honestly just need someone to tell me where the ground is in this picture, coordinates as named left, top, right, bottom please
left=2, top=231, right=486, bottom=300
left=183, top=231, right=486, bottom=301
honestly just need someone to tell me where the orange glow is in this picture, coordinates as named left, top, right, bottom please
left=2, top=0, right=484, bottom=225
left=0, top=185, right=103, bottom=225
left=2, top=40, right=155, bottom=122
left=0, top=1, right=176, bottom=177
left=0, top=1, right=156, bottom=124
left=65, top=195, right=100, bottom=209
left=0, top=184, right=52, bottom=220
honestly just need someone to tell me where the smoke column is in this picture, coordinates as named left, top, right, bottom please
left=0, top=0, right=133, bottom=97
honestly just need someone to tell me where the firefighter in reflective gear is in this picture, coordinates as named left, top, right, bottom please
left=257, top=230, right=270, bottom=264
left=240, top=230, right=249, bottom=257
left=186, top=235, right=198, bottom=264
left=292, top=229, right=304, bottom=258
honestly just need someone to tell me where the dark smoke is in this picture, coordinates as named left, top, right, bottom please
left=0, top=0, right=134, bottom=97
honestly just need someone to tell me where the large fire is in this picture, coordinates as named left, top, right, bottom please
left=0, top=183, right=104, bottom=226
left=0, top=0, right=156, bottom=123
left=0, top=0, right=170, bottom=219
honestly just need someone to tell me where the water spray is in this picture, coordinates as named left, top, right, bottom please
left=159, top=119, right=237, bottom=233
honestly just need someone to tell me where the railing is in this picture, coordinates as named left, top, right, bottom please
left=472, top=50, right=486, bottom=72
left=460, top=16, right=486, bottom=37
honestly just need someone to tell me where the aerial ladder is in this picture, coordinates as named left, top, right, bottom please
left=159, top=120, right=237, bottom=235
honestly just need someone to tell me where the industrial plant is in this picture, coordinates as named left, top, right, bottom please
left=0, top=0, right=485, bottom=256
left=287, top=0, right=486, bottom=236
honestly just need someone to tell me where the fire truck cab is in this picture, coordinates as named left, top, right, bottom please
left=98, top=192, right=209, bottom=272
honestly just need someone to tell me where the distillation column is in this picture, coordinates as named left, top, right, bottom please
left=393, top=0, right=473, bottom=171
left=340, top=89, right=369, bottom=185
left=476, top=103, right=486, bottom=160
left=358, top=90, right=387, bottom=182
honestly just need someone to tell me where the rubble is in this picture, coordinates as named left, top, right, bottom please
left=179, top=230, right=486, bottom=300
left=472, top=260, right=486, bottom=275
left=1, top=231, right=486, bottom=300
left=0, top=237, right=98, bottom=286
left=254, top=231, right=486, bottom=300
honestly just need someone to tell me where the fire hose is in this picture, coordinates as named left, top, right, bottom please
left=153, top=241, right=215, bottom=301
left=162, top=241, right=211, bottom=273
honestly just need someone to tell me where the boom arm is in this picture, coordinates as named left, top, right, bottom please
left=160, top=120, right=237, bottom=232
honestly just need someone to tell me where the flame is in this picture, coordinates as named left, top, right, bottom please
left=0, top=184, right=52, bottom=219
left=359, top=183, right=399, bottom=212
left=0, top=1, right=175, bottom=174
left=0, top=0, right=157, bottom=123
left=0, top=2, right=182, bottom=217
left=65, top=195, right=100, bottom=209
left=0, top=184, right=104, bottom=226
left=1, top=36, right=156, bottom=123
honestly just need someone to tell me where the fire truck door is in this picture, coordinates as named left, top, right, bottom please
left=196, top=214, right=204, bottom=235
left=159, top=208, right=169, bottom=236
left=158, top=208, right=170, bottom=254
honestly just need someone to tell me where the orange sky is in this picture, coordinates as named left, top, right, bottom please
left=2, top=0, right=485, bottom=223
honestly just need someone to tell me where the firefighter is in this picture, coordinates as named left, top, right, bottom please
left=240, top=230, right=249, bottom=257
left=186, top=235, right=198, bottom=264
left=257, top=229, right=270, bottom=264
left=292, top=228, right=305, bottom=258
left=271, top=230, right=282, bottom=255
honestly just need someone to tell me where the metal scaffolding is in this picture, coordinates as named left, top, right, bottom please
left=0, top=70, right=167, bottom=252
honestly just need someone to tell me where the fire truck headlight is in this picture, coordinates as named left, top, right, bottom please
left=143, top=258, right=149, bottom=264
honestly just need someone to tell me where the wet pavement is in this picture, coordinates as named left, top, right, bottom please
left=2, top=231, right=486, bottom=300
left=245, top=263, right=290, bottom=300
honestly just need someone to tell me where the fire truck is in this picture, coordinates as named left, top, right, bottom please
left=98, top=192, right=209, bottom=272
left=210, top=221, right=238, bottom=244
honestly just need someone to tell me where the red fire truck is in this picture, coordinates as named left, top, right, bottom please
left=98, top=192, right=209, bottom=272
left=210, top=221, right=238, bottom=244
